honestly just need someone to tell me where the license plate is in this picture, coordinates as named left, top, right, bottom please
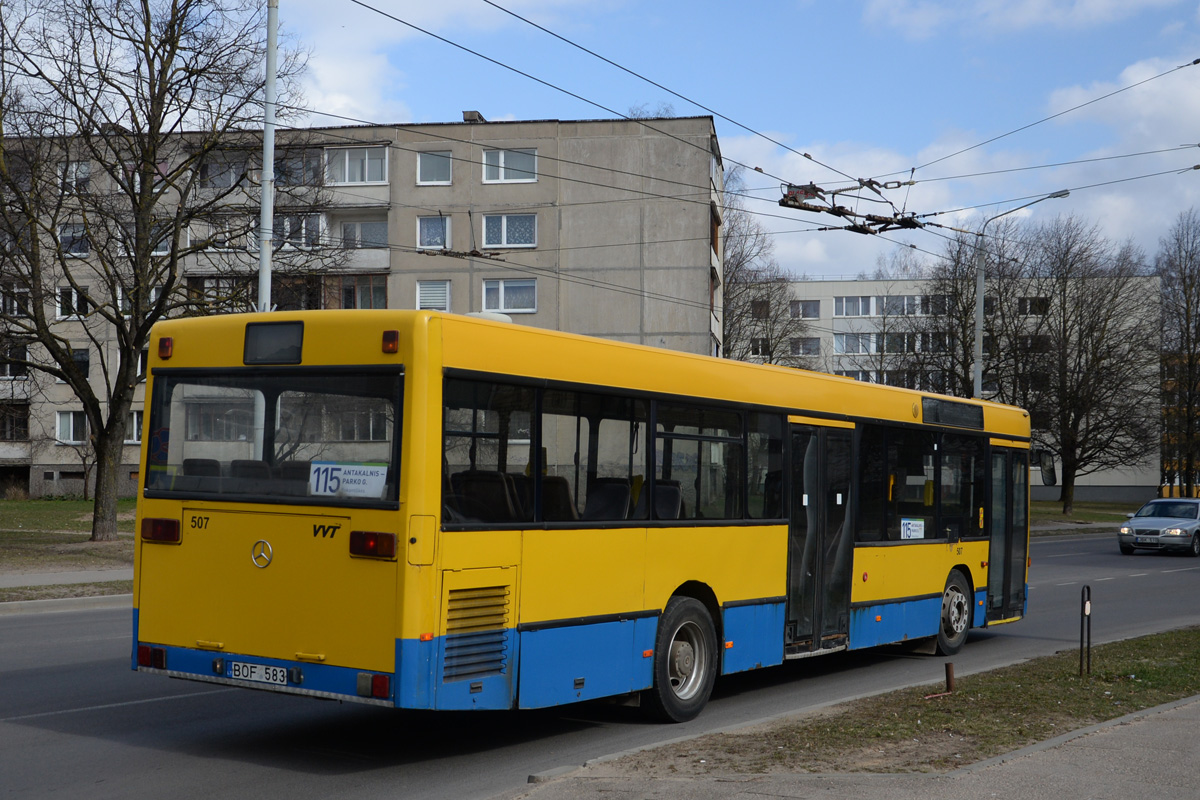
left=1135, top=537, right=1154, bottom=544
left=228, top=661, right=287, bottom=686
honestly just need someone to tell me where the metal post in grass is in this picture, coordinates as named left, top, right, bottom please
left=1080, top=585, right=1092, bottom=676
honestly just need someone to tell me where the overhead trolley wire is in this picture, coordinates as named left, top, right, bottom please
left=480, top=0, right=863, bottom=188
left=877, top=57, right=1200, bottom=179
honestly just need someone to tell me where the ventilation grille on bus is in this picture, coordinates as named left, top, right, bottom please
left=443, top=586, right=510, bottom=682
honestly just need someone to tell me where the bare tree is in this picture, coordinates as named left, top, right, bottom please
left=0, top=0, right=338, bottom=539
left=1157, top=209, right=1200, bottom=495
left=721, top=167, right=811, bottom=366
left=1022, top=216, right=1159, bottom=513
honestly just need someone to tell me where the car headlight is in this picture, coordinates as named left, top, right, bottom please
left=1165, top=528, right=1186, bottom=536
left=1120, top=526, right=1132, bottom=535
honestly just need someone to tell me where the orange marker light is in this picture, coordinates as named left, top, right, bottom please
left=724, top=641, right=733, bottom=649
left=875, top=615, right=882, bottom=622
left=642, top=649, right=653, bottom=658
left=419, top=633, right=434, bottom=642
left=382, top=330, right=399, bottom=353
left=158, top=337, right=173, bottom=359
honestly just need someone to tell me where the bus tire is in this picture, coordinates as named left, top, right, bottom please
left=645, top=597, right=718, bottom=723
left=936, top=570, right=971, bottom=656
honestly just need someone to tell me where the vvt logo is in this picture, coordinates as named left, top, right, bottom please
left=313, top=523, right=342, bottom=538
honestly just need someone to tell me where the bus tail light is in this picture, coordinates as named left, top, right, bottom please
left=357, top=672, right=390, bottom=699
left=141, top=518, right=180, bottom=544
left=158, top=337, right=173, bottom=359
left=350, top=531, right=396, bottom=559
left=138, top=645, right=167, bottom=669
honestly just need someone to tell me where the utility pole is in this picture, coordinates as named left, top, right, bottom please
left=257, top=0, right=279, bottom=313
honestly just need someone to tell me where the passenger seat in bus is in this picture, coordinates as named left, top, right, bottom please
left=581, top=478, right=630, bottom=520
left=542, top=476, right=579, bottom=521
left=451, top=470, right=519, bottom=523
left=630, top=479, right=684, bottom=520
left=176, top=458, right=221, bottom=493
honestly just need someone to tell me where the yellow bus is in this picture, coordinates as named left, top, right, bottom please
left=133, top=310, right=1030, bottom=722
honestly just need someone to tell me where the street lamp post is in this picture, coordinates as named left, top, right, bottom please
left=972, top=190, right=1070, bottom=399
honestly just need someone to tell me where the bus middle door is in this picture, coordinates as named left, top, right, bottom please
left=786, top=424, right=853, bottom=656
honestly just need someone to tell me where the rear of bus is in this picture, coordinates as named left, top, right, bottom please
left=133, top=311, right=411, bottom=706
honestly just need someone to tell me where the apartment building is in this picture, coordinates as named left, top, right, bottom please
left=785, top=278, right=1160, bottom=503
left=0, top=114, right=724, bottom=497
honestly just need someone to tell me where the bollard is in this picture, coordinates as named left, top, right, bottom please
left=945, top=662, right=955, bottom=694
left=1080, top=585, right=1092, bottom=676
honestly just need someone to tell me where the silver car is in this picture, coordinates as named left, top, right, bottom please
left=1118, top=499, right=1200, bottom=556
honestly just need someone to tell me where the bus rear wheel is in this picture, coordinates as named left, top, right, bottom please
left=645, top=597, right=717, bottom=723
left=936, top=570, right=971, bottom=656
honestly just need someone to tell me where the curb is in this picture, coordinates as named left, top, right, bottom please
left=0, top=594, right=132, bottom=616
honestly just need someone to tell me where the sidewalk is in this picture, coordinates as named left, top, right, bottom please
left=0, top=567, right=132, bottom=589
left=511, top=696, right=1200, bottom=800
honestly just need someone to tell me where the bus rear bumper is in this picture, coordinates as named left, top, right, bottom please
left=133, top=642, right=396, bottom=708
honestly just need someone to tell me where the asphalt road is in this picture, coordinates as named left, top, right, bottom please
left=3, top=533, right=1198, bottom=800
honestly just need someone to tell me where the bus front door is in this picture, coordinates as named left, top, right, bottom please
left=785, top=425, right=853, bottom=655
left=987, top=449, right=1030, bottom=621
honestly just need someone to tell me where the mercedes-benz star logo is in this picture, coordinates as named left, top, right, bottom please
left=251, top=539, right=273, bottom=569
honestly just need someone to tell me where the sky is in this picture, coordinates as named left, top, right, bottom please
left=280, top=0, right=1200, bottom=278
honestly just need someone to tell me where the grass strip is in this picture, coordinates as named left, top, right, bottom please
left=0, top=580, right=133, bottom=603
left=615, top=627, right=1200, bottom=775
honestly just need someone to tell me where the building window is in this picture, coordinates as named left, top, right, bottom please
left=2, top=284, right=29, bottom=317
left=921, top=331, right=948, bottom=353
left=417, top=280, right=451, bottom=311
left=272, top=214, right=321, bottom=249
left=484, top=278, right=536, bottom=314
left=59, top=224, right=89, bottom=257
left=922, top=295, right=948, bottom=316
left=333, top=405, right=389, bottom=442
left=198, top=154, right=245, bottom=189
left=750, top=299, right=769, bottom=319
left=138, top=348, right=149, bottom=381
left=834, top=296, right=876, bottom=317
left=418, top=216, right=450, bottom=250
left=60, top=160, right=91, bottom=193
left=835, top=370, right=875, bottom=383
left=0, top=403, right=29, bottom=441
left=834, top=332, right=874, bottom=354
left=186, top=276, right=256, bottom=312
left=329, top=274, right=387, bottom=309
left=186, top=402, right=254, bottom=441
left=791, top=337, right=819, bottom=356
left=70, top=347, right=90, bottom=379
left=790, top=299, right=819, bottom=319
left=483, top=148, right=537, bottom=183
left=274, top=150, right=322, bottom=186
left=125, top=410, right=144, bottom=444
left=750, top=337, right=770, bottom=356
left=883, top=295, right=920, bottom=316
left=149, top=221, right=182, bottom=256
left=882, top=333, right=917, bottom=354
left=482, top=213, right=536, bottom=248
left=57, top=410, right=88, bottom=444
left=205, top=217, right=250, bottom=250
left=1019, top=296, right=1050, bottom=316
left=120, top=286, right=163, bottom=317
left=418, top=151, right=452, bottom=185
left=1, top=343, right=27, bottom=379
left=341, top=220, right=388, bottom=249
left=274, top=275, right=322, bottom=311
left=327, top=146, right=387, bottom=184
left=57, top=287, right=90, bottom=318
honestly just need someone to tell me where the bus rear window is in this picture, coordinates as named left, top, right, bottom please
left=143, top=369, right=401, bottom=505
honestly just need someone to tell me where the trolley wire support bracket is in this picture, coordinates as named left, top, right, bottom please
left=1080, top=585, right=1092, bottom=676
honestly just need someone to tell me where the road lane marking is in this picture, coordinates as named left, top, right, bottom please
left=1129, top=573, right=1148, bottom=577
left=1055, top=582, right=1078, bottom=586
left=1163, top=567, right=1200, bottom=573
left=1, top=688, right=233, bottom=723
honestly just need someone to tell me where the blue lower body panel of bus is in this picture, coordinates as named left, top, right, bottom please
left=848, top=589, right=988, bottom=649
